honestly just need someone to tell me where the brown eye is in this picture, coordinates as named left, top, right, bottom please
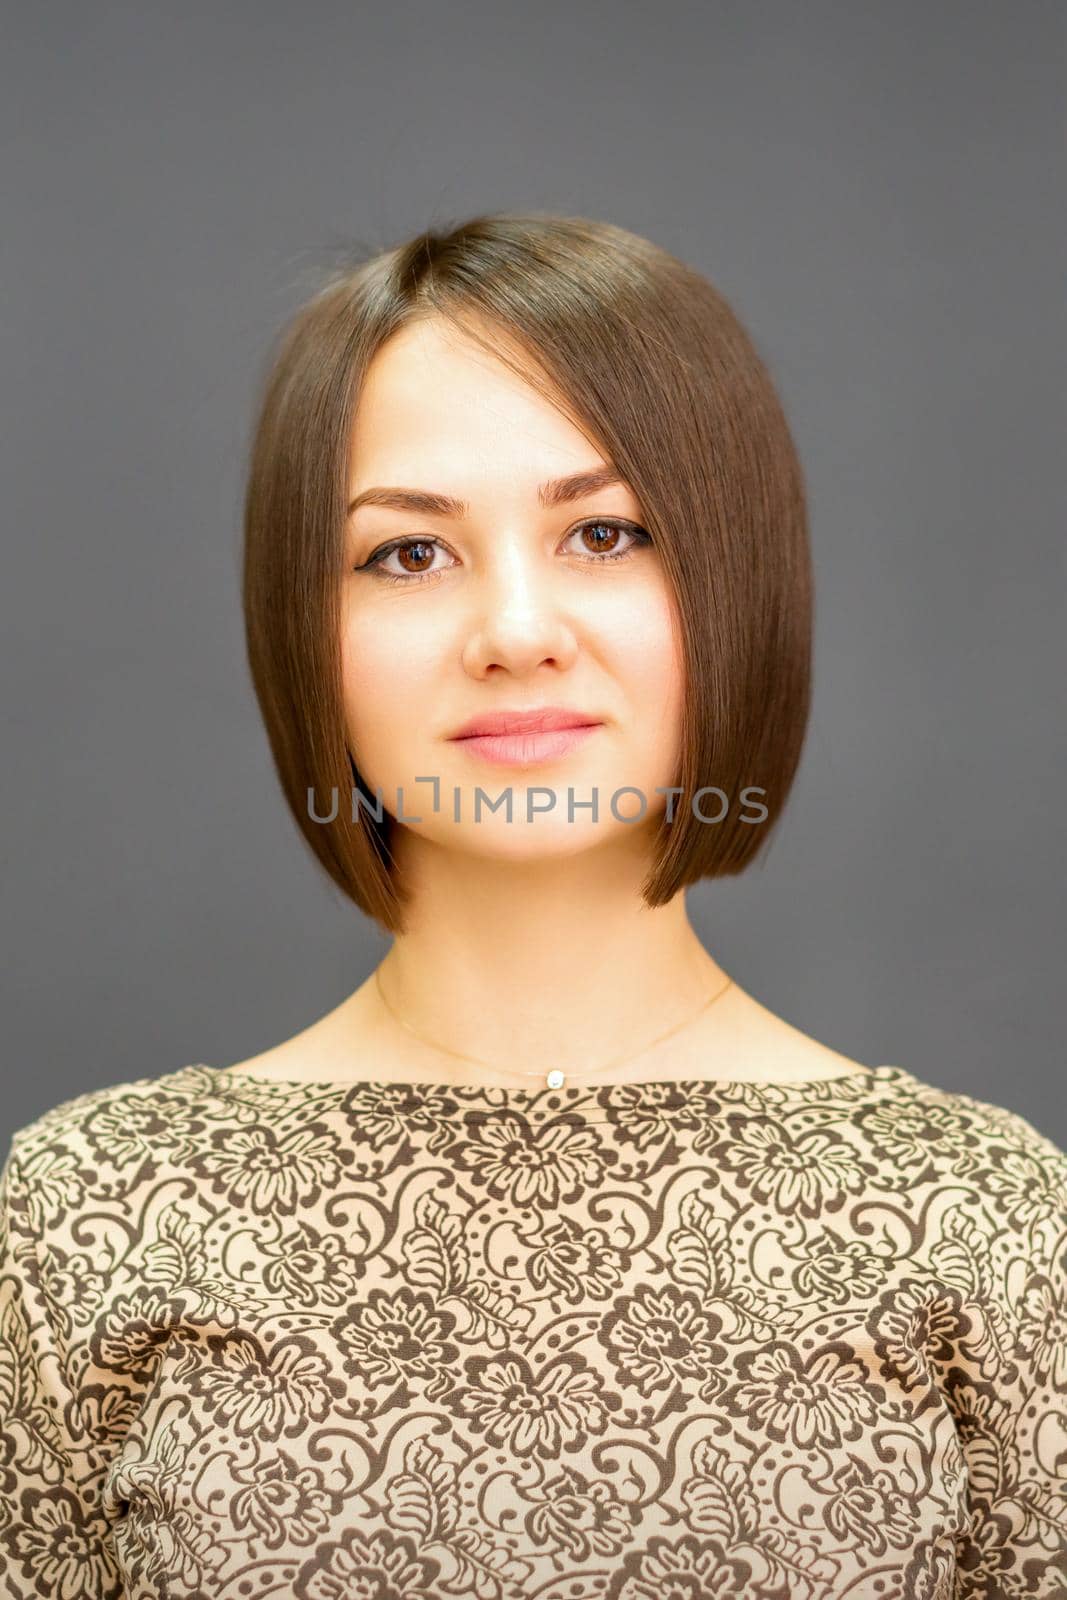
left=566, top=519, right=652, bottom=563
left=580, top=521, right=624, bottom=555
left=356, top=537, right=455, bottom=586
left=393, top=540, right=436, bottom=574
left=354, top=519, right=652, bottom=589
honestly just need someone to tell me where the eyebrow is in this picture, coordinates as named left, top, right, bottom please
left=347, top=465, right=626, bottom=518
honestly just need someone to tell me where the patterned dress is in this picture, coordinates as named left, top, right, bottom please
left=1, top=1061, right=1065, bottom=1598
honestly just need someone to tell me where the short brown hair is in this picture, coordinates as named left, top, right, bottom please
left=242, top=212, right=812, bottom=935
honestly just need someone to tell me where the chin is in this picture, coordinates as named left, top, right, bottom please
left=435, top=821, right=621, bottom=861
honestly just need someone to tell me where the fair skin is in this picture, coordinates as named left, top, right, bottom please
left=228, top=314, right=870, bottom=1089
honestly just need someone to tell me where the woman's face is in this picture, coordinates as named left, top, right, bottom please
left=341, top=314, right=685, bottom=865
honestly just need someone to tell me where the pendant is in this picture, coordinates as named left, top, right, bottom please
left=546, top=1069, right=565, bottom=1089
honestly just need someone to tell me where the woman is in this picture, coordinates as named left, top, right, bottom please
left=2, top=213, right=1064, bottom=1597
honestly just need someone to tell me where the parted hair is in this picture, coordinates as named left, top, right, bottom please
left=242, top=212, right=812, bottom=935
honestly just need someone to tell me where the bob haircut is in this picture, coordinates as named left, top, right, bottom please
left=243, top=211, right=812, bottom=936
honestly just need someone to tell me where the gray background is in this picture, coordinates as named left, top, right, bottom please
left=3, top=3, right=1063, bottom=1150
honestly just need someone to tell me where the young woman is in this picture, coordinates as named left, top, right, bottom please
left=2, top=213, right=1064, bottom=1597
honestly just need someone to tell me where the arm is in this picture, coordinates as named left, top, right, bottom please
left=0, top=1147, right=124, bottom=1599
left=950, top=1112, right=1067, bottom=1593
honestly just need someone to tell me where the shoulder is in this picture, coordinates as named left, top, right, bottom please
left=1, top=1065, right=224, bottom=1236
left=888, top=1066, right=1067, bottom=1173
left=881, top=1070, right=1067, bottom=1284
left=7, top=1064, right=209, bottom=1160
left=924, top=1076, right=1067, bottom=1192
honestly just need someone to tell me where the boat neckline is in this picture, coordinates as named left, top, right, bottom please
left=173, top=1061, right=917, bottom=1116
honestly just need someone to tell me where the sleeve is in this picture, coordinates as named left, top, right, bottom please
left=949, top=1112, right=1067, bottom=1595
left=0, top=1144, right=124, bottom=1599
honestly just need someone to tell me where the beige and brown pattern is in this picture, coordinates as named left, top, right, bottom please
left=1, top=1062, right=1065, bottom=1598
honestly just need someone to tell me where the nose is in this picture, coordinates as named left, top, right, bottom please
left=459, top=538, right=579, bottom=678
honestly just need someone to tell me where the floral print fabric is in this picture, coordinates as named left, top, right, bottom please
left=1, top=1061, right=1065, bottom=1598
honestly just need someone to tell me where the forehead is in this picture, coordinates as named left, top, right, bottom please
left=349, top=316, right=595, bottom=482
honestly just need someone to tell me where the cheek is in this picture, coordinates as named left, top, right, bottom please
left=340, top=608, right=438, bottom=763
left=609, top=585, right=685, bottom=724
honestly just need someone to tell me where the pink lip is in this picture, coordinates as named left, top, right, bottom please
left=450, top=707, right=602, bottom=739
left=451, top=725, right=601, bottom=767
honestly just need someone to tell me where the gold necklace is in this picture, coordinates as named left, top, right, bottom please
left=372, top=965, right=734, bottom=1090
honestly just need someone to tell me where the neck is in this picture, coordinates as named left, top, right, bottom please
left=364, top=835, right=727, bottom=1079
